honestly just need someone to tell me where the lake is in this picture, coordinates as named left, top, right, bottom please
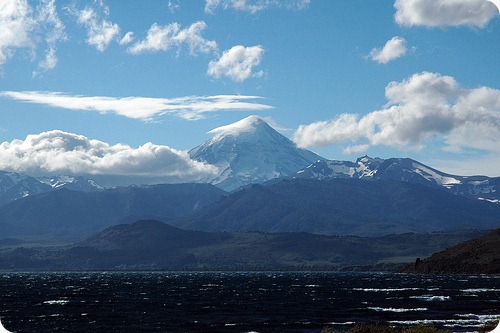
left=0, top=272, right=499, bottom=332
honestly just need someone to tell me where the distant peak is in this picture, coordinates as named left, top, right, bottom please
left=207, top=116, right=275, bottom=138
left=356, top=155, right=382, bottom=163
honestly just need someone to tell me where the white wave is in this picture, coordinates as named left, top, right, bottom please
left=326, top=321, right=356, bottom=325
left=391, top=314, right=500, bottom=328
left=456, top=314, right=500, bottom=322
left=368, top=307, right=428, bottom=312
left=353, top=288, right=421, bottom=292
left=462, top=288, right=500, bottom=293
left=411, top=295, right=451, bottom=301
left=43, top=300, right=69, bottom=305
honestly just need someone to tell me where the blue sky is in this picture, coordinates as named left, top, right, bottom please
left=0, top=0, right=499, bottom=184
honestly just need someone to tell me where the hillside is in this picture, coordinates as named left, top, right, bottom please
left=0, top=220, right=486, bottom=271
left=402, top=228, right=500, bottom=274
left=0, top=183, right=225, bottom=241
left=174, top=178, right=500, bottom=236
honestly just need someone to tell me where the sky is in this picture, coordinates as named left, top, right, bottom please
left=0, top=0, right=499, bottom=185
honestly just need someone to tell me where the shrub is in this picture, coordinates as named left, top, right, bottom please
left=478, top=320, right=499, bottom=333
left=321, top=324, right=451, bottom=333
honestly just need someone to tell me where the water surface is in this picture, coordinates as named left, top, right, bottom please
left=1, top=272, right=499, bottom=332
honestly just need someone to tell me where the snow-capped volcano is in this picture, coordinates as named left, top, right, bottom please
left=189, top=116, right=323, bottom=191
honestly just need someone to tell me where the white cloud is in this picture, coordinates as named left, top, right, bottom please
left=167, top=0, right=181, bottom=13
left=0, top=0, right=34, bottom=65
left=0, top=0, right=65, bottom=72
left=128, top=21, right=217, bottom=56
left=36, top=47, right=57, bottom=73
left=118, top=31, right=134, bottom=45
left=33, top=0, right=66, bottom=75
left=368, top=36, right=407, bottom=64
left=0, top=130, right=217, bottom=184
left=207, top=45, right=264, bottom=82
left=394, top=0, right=499, bottom=28
left=73, top=1, right=120, bottom=52
left=292, top=72, right=500, bottom=155
left=0, top=91, right=274, bottom=121
left=205, top=0, right=311, bottom=14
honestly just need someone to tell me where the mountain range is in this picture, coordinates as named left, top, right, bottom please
left=0, top=115, right=498, bottom=243
left=0, top=183, right=225, bottom=240
left=294, top=156, right=499, bottom=202
left=1, top=116, right=498, bottom=203
left=0, top=171, right=103, bottom=206
left=174, top=178, right=499, bottom=236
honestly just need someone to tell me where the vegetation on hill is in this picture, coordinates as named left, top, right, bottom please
left=322, top=321, right=499, bottom=333
left=176, top=178, right=499, bottom=236
left=0, top=220, right=487, bottom=271
left=0, top=183, right=225, bottom=241
left=402, top=228, right=500, bottom=274
left=321, top=325, right=451, bottom=333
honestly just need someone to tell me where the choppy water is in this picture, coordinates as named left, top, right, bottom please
left=0, top=272, right=499, bottom=332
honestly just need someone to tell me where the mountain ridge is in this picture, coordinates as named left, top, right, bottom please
left=173, top=178, right=500, bottom=236
left=0, top=183, right=226, bottom=241
left=0, top=171, right=104, bottom=206
left=294, top=156, right=499, bottom=202
left=0, top=116, right=497, bottom=201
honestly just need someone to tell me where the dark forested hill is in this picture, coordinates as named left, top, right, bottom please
left=402, top=228, right=500, bottom=274
left=0, top=220, right=487, bottom=271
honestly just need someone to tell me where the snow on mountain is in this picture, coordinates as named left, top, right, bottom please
left=0, top=171, right=105, bottom=206
left=0, top=171, right=52, bottom=205
left=189, top=115, right=324, bottom=191
left=37, top=175, right=104, bottom=192
left=295, top=156, right=499, bottom=202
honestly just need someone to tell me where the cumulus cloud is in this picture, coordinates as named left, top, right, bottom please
left=292, top=72, right=500, bottom=154
left=394, top=0, right=499, bottom=28
left=0, top=0, right=65, bottom=72
left=0, top=91, right=274, bottom=121
left=0, top=0, right=32, bottom=65
left=118, top=31, right=134, bottom=45
left=128, top=21, right=217, bottom=56
left=0, top=130, right=217, bottom=184
left=72, top=0, right=121, bottom=52
left=207, top=45, right=264, bottom=82
left=205, top=0, right=311, bottom=14
left=368, top=36, right=407, bottom=64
